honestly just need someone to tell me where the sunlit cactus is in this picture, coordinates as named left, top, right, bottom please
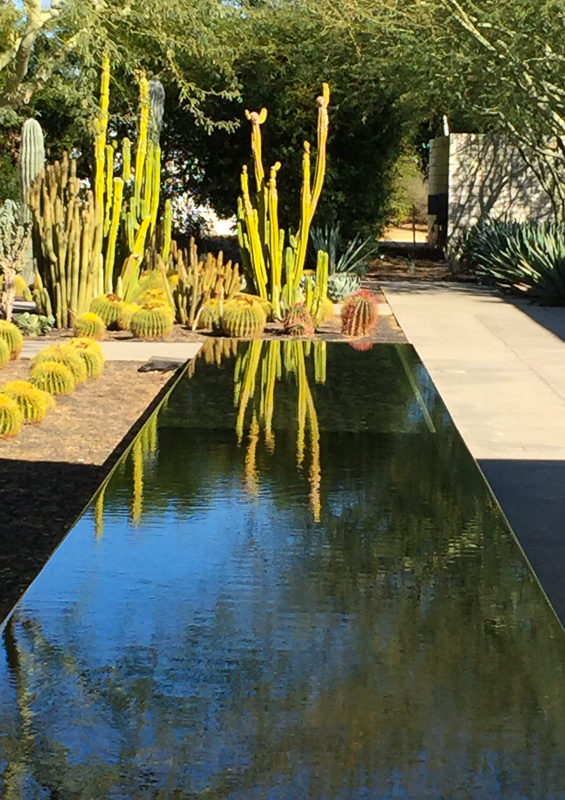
left=14, top=274, right=31, bottom=300
left=0, top=339, right=9, bottom=369
left=0, top=394, right=23, bottom=437
left=0, top=320, right=24, bottom=359
left=30, top=361, right=76, bottom=395
left=90, top=294, right=123, bottom=328
left=2, top=379, right=54, bottom=423
left=221, top=296, right=267, bottom=338
left=74, top=312, right=106, bottom=340
left=130, top=305, right=174, bottom=340
left=341, top=289, right=378, bottom=337
left=320, top=296, right=335, bottom=323
left=31, top=344, right=87, bottom=384
left=283, top=303, right=315, bottom=336
left=116, top=302, right=141, bottom=331
left=195, top=300, right=220, bottom=331
left=68, top=337, right=105, bottom=378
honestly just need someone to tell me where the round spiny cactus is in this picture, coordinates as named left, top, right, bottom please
left=195, top=301, right=220, bottom=331
left=117, top=303, right=141, bottom=331
left=341, top=289, right=378, bottom=337
left=0, top=339, right=9, bottom=369
left=31, top=345, right=87, bottom=384
left=0, top=394, right=23, bottom=437
left=130, top=305, right=174, bottom=340
left=349, top=339, right=375, bottom=352
left=283, top=303, right=315, bottom=336
left=221, top=296, right=266, bottom=338
left=90, top=294, right=123, bottom=328
left=30, top=361, right=76, bottom=396
left=0, top=320, right=24, bottom=359
left=68, top=337, right=105, bottom=378
left=74, top=312, right=106, bottom=340
left=14, top=275, right=32, bottom=300
left=3, top=380, right=54, bottom=423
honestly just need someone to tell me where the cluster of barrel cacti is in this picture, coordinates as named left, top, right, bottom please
left=237, top=85, right=331, bottom=319
left=170, top=239, right=241, bottom=328
left=0, top=334, right=104, bottom=438
left=28, top=57, right=168, bottom=329
left=340, top=289, right=379, bottom=337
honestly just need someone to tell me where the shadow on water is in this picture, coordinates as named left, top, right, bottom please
left=2, top=342, right=565, bottom=798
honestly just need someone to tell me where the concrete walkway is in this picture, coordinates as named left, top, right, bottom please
left=382, top=282, right=565, bottom=621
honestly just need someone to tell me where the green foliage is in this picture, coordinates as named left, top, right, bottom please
left=0, top=319, right=23, bottom=358
left=221, top=296, right=267, bottom=338
left=310, top=222, right=378, bottom=276
left=0, top=337, right=9, bottom=368
left=327, top=273, right=361, bottom=302
left=0, top=393, right=22, bottom=436
left=30, top=360, right=76, bottom=395
left=130, top=305, right=174, bottom=340
left=74, top=312, right=106, bottom=340
left=13, top=312, right=55, bottom=337
left=341, top=289, right=379, bottom=337
left=461, top=219, right=565, bottom=305
left=31, top=344, right=88, bottom=384
left=2, top=379, right=54, bottom=423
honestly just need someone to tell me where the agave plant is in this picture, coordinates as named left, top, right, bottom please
left=462, top=219, right=565, bottom=305
left=310, top=222, right=379, bottom=276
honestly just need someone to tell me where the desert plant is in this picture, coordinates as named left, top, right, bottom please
left=0, top=319, right=24, bottom=358
left=320, top=297, right=335, bottom=323
left=30, top=361, right=76, bottom=395
left=283, top=303, right=315, bottom=336
left=310, top=222, right=378, bottom=275
left=237, top=85, right=330, bottom=318
left=68, top=337, right=105, bottom=378
left=13, top=312, right=55, bottom=337
left=341, top=289, right=378, bottom=337
left=0, top=199, right=29, bottom=321
left=74, top=312, right=106, bottom=340
left=0, top=394, right=23, bottom=437
left=2, top=380, right=54, bottom=423
left=461, top=219, right=565, bottom=304
left=90, top=294, right=124, bottom=328
left=14, top=275, right=31, bottom=299
left=327, top=273, right=361, bottom=302
left=221, top=295, right=267, bottom=338
left=0, top=339, right=10, bottom=368
left=20, top=119, right=45, bottom=225
left=130, top=305, right=174, bottom=340
left=31, top=345, right=88, bottom=384
left=116, top=303, right=141, bottom=331
left=195, top=301, right=220, bottom=331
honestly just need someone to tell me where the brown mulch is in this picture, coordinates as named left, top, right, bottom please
left=0, top=361, right=176, bottom=623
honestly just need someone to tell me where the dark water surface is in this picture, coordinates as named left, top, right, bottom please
left=1, top=342, right=565, bottom=799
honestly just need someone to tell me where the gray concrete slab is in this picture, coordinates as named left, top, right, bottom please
left=382, top=281, right=565, bottom=622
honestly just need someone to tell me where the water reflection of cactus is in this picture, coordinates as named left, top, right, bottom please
left=234, top=340, right=326, bottom=520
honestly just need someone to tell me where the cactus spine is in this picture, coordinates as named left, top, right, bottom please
left=0, top=394, right=23, bottom=437
left=20, top=119, right=45, bottom=224
left=222, top=296, right=267, bottom=338
left=0, top=320, right=23, bottom=359
left=130, top=305, right=174, bottom=340
left=283, top=303, right=315, bottom=336
left=237, top=85, right=330, bottom=318
left=74, top=312, right=106, bottom=340
left=0, top=339, right=9, bottom=368
left=68, top=337, right=105, bottom=378
left=341, top=289, right=378, bottom=337
left=31, top=345, right=88, bottom=384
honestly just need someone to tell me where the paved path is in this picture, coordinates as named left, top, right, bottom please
left=382, top=281, right=565, bottom=621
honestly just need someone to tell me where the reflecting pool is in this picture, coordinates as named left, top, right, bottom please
left=1, top=342, right=565, bottom=799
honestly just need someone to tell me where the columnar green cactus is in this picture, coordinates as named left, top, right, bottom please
left=68, top=337, right=105, bottom=378
left=74, top=312, right=106, bottom=340
left=221, top=296, right=267, bottom=338
left=130, top=305, right=174, bottom=340
left=3, top=380, right=54, bottom=423
left=31, top=345, right=88, bottom=384
left=0, top=339, right=9, bottom=368
left=341, top=289, right=378, bottom=337
left=149, top=80, right=166, bottom=144
left=0, top=320, right=24, bottom=359
left=0, top=394, right=23, bottom=436
left=283, top=303, right=315, bottom=336
left=30, top=361, right=76, bottom=395
left=20, top=119, right=45, bottom=223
